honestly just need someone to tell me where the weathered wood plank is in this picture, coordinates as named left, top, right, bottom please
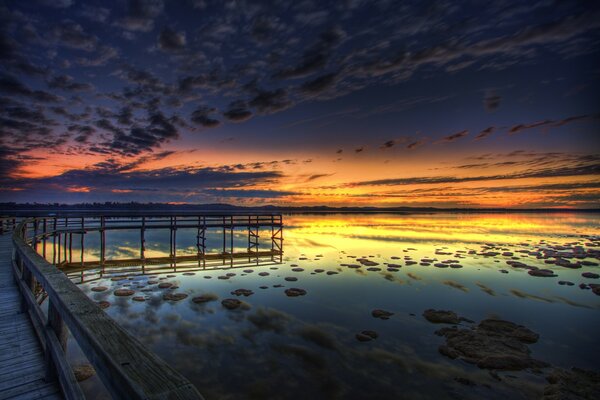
left=0, top=234, right=62, bottom=400
left=0, top=381, right=60, bottom=400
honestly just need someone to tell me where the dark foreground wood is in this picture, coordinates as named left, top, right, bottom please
left=0, top=234, right=63, bottom=400
left=11, top=220, right=204, bottom=400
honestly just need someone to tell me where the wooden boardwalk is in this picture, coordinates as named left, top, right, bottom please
left=0, top=234, right=62, bottom=400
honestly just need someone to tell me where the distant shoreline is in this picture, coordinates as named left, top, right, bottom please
left=0, top=203, right=598, bottom=217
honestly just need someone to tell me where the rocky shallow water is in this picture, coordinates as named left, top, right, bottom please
left=49, top=213, right=599, bottom=399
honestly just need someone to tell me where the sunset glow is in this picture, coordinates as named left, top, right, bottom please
left=0, top=1, right=598, bottom=208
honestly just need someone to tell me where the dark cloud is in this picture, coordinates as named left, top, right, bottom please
left=80, top=5, right=111, bottom=23
left=275, top=26, right=345, bottom=79
left=191, top=106, right=221, bottom=128
left=249, top=88, right=292, bottom=114
left=77, top=45, right=118, bottom=66
left=475, top=127, right=495, bottom=140
left=508, top=120, right=551, bottom=134
left=158, top=27, right=186, bottom=52
left=6, top=159, right=285, bottom=197
left=47, top=75, right=94, bottom=91
left=117, top=0, right=164, bottom=32
left=38, top=0, right=73, bottom=8
left=52, top=21, right=98, bottom=51
left=380, top=140, right=396, bottom=149
left=347, top=164, right=600, bottom=187
left=299, top=72, right=338, bottom=94
left=483, top=90, right=501, bottom=112
left=436, top=130, right=468, bottom=143
left=0, top=74, right=62, bottom=102
left=222, top=101, right=252, bottom=122
left=306, top=174, right=333, bottom=182
left=406, top=140, right=426, bottom=150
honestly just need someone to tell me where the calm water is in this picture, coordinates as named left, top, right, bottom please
left=46, top=213, right=599, bottom=399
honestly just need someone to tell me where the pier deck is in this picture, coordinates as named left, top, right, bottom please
left=0, top=234, right=62, bottom=400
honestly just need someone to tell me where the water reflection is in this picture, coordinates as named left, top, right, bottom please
left=53, top=213, right=599, bottom=399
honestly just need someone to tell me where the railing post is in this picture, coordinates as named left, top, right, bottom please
left=141, top=216, right=146, bottom=260
left=100, top=216, right=105, bottom=266
left=45, top=299, right=68, bottom=382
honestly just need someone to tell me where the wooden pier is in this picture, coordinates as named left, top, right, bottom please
left=27, top=214, right=283, bottom=269
left=0, top=233, right=62, bottom=399
left=0, top=213, right=283, bottom=399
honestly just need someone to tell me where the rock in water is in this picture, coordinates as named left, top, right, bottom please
left=528, top=269, right=558, bottom=277
left=436, top=319, right=548, bottom=370
left=72, top=364, right=95, bottom=382
left=423, top=309, right=461, bottom=324
left=231, top=288, right=254, bottom=297
left=97, top=301, right=110, bottom=309
left=355, top=330, right=379, bottom=342
left=91, top=286, right=108, bottom=292
left=113, top=289, right=135, bottom=296
left=542, top=367, right=600, bottom=399
left=371, top=309, right=394, bottom=320
left=192, top=293, right=218, bottom=303
left=221, top=298, right=242, bottom=309
left=582, top=272, right=599, bottom=279
left=284, top=288, right=307, bottom=297
left=163, top=293, right=188, bottom=301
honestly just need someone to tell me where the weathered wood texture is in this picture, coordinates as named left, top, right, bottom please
left=12, top=221, right=204, bottom=400
left=0, top=234, right=63, bottom=400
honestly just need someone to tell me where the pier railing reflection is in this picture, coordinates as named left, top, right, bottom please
left=23, top=214, right=284, bottom=280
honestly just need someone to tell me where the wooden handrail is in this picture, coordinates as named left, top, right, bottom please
left=12, top=219, right=204, bottom=400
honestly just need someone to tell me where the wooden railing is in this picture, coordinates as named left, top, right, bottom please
left=0, top=216, right=17, bottom=234
left=12, top=218, right=204, bottom=400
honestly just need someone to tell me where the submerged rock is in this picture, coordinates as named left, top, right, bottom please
left=231, top=288, right=254, bottom=297
left=355, top=330, right=378, bottom=342
left=528, top=269, right=558, bottom=277
left=558, top=280, right=574, bottom=286
left=163, top=293, right=188, bottom=301
left=436, top=319, right=548, bottom=371
left=284, top=277, right=298, bottom=282
left=192, top=293, right=218, bottom=303
left=113, top=289, right=135, bottom=297
left=284, top=288, right=307, bottom=297
left=291, top=267, right=304, bottom=272
left=372, top=309, right=394, bottom=320
left=582, top=272, right=599, bottom=279
left=157, top=282, right=173, bottom=288
left=132, top=296, right=146, bottom=302
left=423, top=309, right=461, bottom=324
left=258, top=272, right=270, bottom=276
left=91, top=286, right=108, bottom=292
left=542, top=367, right=600, bottom=399
left=97, top=301, right=110, bottom=309
left=221, top=298, right=243, bottom=310
left=326, top=271, right=339, bottom=275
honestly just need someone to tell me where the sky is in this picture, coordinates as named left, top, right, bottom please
left=0, top=0, right=599, bottom=208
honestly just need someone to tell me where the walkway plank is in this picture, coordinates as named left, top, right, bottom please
left=0, top=234, right=63, bottom=400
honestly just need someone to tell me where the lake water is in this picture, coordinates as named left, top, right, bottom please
left=43, top=213, right=600, bottom=399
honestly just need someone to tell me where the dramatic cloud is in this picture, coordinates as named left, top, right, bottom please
left=191, top=106, right=220, bottom=128
left=158, top=27, right=186, bottom=52
left=475, top=127, right=495, bottom=140
left=483, top=90, right=501, bottom=112
left=222, top=102, right=253, bottom=122
left=436, top=130, right=469, bottom=143
left=117, top=0, right=164, bottom=32
left=347, top=164, right=600, bottom=187
left=47, top=75, right=94, bottom=91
